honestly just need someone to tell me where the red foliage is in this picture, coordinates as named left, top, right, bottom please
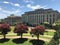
left=35, top=26, right=45, bottom=31
left=0, top=23, right=11, bottom=39
left=0, top=24, right=2, bottom=28
left=14, top=23, right=28, bottom=33
left=1, top=23, right=10, bottom=29
left=0, top=23, right=11, bottom=32
left=0, top=24, right=2, bottom=31
left=30, top=25, right=45, bottom=35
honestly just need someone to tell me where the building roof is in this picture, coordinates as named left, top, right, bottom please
left=24, top=8, right=59, bottom=15
left=7, top=14, right=21, bottom=18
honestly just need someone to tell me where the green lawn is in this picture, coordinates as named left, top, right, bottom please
left=2, top=26, right=54, bottom=39
left=7, top=26, right=55, bottom=36
left=0, top=38, right=49, bottom=45
left=0, top=26, right=54, bottom=39
left=0, top=26, right=55, bottom=45
left=44, top=31, right=55, bottom=36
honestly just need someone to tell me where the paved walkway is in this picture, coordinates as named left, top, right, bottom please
left=45, top=29, right=56, bottom=32
left=42, top=35, right=53, bottom=37
left=29, top=27, right=56, bottom=32
left=0, top=28, right=55, bottom=42
left=0, top=36, right=52, bottom=42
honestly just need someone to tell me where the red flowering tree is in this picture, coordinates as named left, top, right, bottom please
left=30, top=25, right=45, bottom=40
left=14, top=23, right=28, bottom=38
left=0, top=23, right=11, bottom=39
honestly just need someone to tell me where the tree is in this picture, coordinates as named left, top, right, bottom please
left=0, top=23, right=11, bottom=39
left=14, top=23, right=28, bottom=38
left=52, top=24, right=60, bottom=31
left=30, top=25, right=45, bottom=40
left=48, top=25, right=60, bottom=45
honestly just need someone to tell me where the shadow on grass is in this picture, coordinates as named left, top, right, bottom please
left=12, top=38, right=28, bottom=44
left=0, top=38, right=10, bottom=43
left=30, top=39, right=45, bottom=45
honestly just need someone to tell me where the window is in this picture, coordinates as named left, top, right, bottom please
left=43, top=15, right=45, bottom=22
left=47, top=15, right=48, bottom=22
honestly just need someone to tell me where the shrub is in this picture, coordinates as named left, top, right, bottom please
left=48, top=25, right=60, bottom=45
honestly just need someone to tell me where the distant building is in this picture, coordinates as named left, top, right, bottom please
left=22, top=8, right=60, bottom=26
left=2, top=14, right=22, bottom=25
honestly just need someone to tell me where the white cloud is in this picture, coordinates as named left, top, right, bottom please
left=3, top=1, right=20, bottom=7
left=0, top=9, right=21, bottom=19
left=24, top=0, right=34, bottom=4
left=2, top=10, right=21, bottom=14
left=3, top=1, right=10, bottom=4
left=27, top=4, right=47, bottom=10
left=2, top=10, right=11, bottom=14
left=0, top=7, right=2, bottom=10
left=0, top=7, right=21, bottom=15
left=0, top=13, right=7, bottom=19
left=14, top=3, right=20, bottom=7
left=15, top=10, right=21, bottom=13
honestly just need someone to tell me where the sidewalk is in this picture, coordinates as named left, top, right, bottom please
left=0, top=36, right=51, bottom=42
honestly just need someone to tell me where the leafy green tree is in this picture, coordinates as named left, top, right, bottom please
left=43, top=22, right=52, bottom=29
left=48, top=25, right=60, bottom=45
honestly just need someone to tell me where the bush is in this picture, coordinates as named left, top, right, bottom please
left=48, top=25, right=60, bottom=45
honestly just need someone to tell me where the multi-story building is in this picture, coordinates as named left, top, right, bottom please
left=2, top=14, right=22, bottom=25
left=22, top=8, right=60, bottom=26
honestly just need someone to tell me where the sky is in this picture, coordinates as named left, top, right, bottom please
left=0, top=0, right=60, bottom=19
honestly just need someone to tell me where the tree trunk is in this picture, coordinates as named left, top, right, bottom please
left=3, top=34, right=6, bottom=39
left=37, top=34, right=39, bottom=40
left=21, top=33, right=23, bottom=38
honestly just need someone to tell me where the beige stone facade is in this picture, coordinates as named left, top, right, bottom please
left=22, top=9, right=60, bottom=25
left=2, top=14, right=22, bottom=25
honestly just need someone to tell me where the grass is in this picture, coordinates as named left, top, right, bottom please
left=0, top=34, right=52, bottom=39
left=44, top=31, right=55, bottom=36
left=7, top=26, right=55, bottom=36
left=0, top=26, right=55, bottom=45
left=0, top=38, right=49, bottom=45
left=0, top=26, right=54, bottom=40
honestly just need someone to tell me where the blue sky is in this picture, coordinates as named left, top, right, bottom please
left=0, top=0, right=60, bottom=19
